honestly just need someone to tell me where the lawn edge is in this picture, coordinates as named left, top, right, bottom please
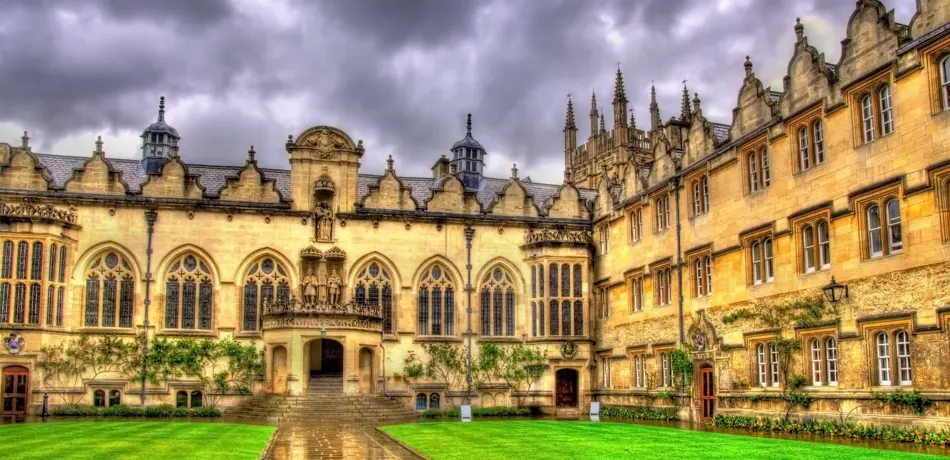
left=258, top=426, right=280, bottom=460
left=375, top=426, right=431, bottom=460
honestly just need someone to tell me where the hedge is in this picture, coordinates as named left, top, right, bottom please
left=421, top=406, right=532, bottom=419
left=712, top=414, right=950, bottom=446
left=53, top=403, right=222, bottom=418
left=600, top=406, right=679, bottom=421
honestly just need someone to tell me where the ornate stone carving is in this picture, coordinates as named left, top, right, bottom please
left=523, top=228, right=592, bottom=245
left=4, top=332, right=24, bottom=354
left=324, top=247, right=346, bottom=260
left=263, top=315, right=382, bottom=331
left=303, top=129, right=346, bottom=159
left=298, top=246, right=347, bottom=309
left=313, top=201, right=333, bottom=242
left=300, top=246, right=322, bottom=258
left=0, top=200, right=78, bottom=225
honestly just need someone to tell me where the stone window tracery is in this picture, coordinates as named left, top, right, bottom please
left=242, top=256, right=291, bottom=332
left=479, top=266, right=515, bottom=337
left=165, top=254, right=214, bottom=330
left=0, top=237, right=67, bottom=326
left=84, top=251, right=135, bottom=328
left=418, top=264, right=455, bottom=336
left=355, top=261, right=394, bottom=334
left=530, top=262, right=583, bottom=337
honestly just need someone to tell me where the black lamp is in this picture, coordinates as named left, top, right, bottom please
left=822, top=276, right=848, bottom=304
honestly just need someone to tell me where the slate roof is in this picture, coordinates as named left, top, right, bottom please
left=711, top=123, right=730, bottom=142
left=32, top=153, right=595, bottom=212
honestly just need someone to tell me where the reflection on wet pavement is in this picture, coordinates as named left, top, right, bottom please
left=266, top=423, right=419, bottom=460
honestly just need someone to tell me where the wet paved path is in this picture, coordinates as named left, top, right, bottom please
left=265, top=423, right=421, bottom=460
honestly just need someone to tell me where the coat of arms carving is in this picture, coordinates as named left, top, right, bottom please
left=304, top=130, right=343, bottom=159
left=4, top=332, right=24, bottom=354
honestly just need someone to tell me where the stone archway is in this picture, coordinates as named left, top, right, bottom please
left=306, top=338, right=344, bottom=394
left=358, top=347, right=374, bottom=394
left=271, top=346, right=288, bottom=394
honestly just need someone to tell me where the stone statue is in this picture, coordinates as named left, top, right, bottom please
left=303, top=268, right=318, bottom=305
left=328, top=268, right=342, bottom=305
left=314, top=201, right=333, bottom=241
left=317, top=267, right=328, bottom=304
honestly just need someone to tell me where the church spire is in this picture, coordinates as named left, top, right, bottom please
left=589, top=90, right=599, bottom=137
left=563, top=94, right=577, bottom=153
left=680, top=80, right=692, bottom=121
left=613, top=63, right=628, bottom=126
left=599, top=111, right=606, bottom=135
left=649, top=83, right=662, bottom=130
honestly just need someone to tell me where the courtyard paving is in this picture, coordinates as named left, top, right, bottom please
left=265, top=422, right=419, bottom=460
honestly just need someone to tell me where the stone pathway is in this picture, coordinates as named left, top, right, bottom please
left=265, top=423, right=421, bottom=460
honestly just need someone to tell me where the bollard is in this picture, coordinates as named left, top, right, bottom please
left=42, top=392, right=49, bottom=417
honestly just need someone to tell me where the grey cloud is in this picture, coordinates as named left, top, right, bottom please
left=0, top=0, right=918, bottom=182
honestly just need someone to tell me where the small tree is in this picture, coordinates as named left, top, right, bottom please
left=37, top=335, right=140, bottom=404
left=496, top=344, right=548, bottom=408
left=416, top=343, right=467, bottom=407
left=723, top=296, right=837, bottom=420
left=471, top=342, right=504, bottom=391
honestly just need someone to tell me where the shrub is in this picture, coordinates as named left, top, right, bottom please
left=53, top=403, right=220, bottom=418
left=439, top=406, right=532, bottom=419
left=420, top=409, right=444, bottom=419
left=192, top=406, right=222, bottom=417
left=600, top=406, right=679, bottom=421
left=712, top=414, right=950, bottom=446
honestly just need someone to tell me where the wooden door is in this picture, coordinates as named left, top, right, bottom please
left=555, top=369, right=578, bottom=407
left=699, top=366, right=715, bottom=421
left=2, top=366, right=29, bottom=415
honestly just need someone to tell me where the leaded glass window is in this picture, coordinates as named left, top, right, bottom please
left=419, top=264, right=454, bottom=335
left=479, top=266, right=515, bottom=337
left=84, top=251, right=135, bottom=328
left=165, top=254, right=213, bottom=330
left=242, top=257, right=289, bottom=332
left=354, top=261, right=395, bottom=333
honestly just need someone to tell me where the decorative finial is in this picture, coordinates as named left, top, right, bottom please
left=744, top=56, right=753, bottom=77
left=795, top=17, right=804, bottom=41
left=247, top=145, right=256, bottom=162
left=158, top=96, right=166, bottom=122
left=629, top=108, right=636, bottom=130
left=565, top=94, right=576, bottom=130
left=171, top=143, right=180, bottom=158
left=511, top=163, right=518, bottom=179
left=356, top=139, right=364, bottom=153
left=287, top=134, right=293, bottom=143
left=680, top=79, right=691, bottom=121
left=614, top=64, right=627, bottom=103
left=564, top=169, right=573, bottom=184
left=386, top=154, right=394, bottom=172
left=94, top=136, right=104, bottom=154
left=693, top=92, right=702, bottom=113
left=20, top=131, right=29, bottom=150
left=599, top=111, right=606, bottom=134
left=466, top=113, right=472, bottom=136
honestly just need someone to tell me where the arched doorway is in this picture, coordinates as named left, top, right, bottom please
left=698, top=364, right=715, bottom=421
left=271, top=346, right=288, bottom=394
left=358, top=347, right=374, bottom=394
left=307, top=339, right=344, bottom=394
left=555, top=368, right=578, bottom=408
left=2, top=366, right=29, bottom=415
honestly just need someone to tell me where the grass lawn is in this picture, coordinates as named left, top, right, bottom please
left=381, top=421, right=943, bottom=460
left=0, top=421, right=275, bottom=460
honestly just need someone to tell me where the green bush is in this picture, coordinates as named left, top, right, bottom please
left=420, top=409, right=444, bottom=419
left=437, top=406, right=532, bottom=419
left=600, top=406, right=679, bottom=421
left=52, top=403, right=220, bottom=418
left=713, top=414, right=950, bottom=446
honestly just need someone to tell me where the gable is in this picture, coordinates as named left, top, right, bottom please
left=360, top=172, right=418, bottom=211
left=836, top=1, right=904, bottom=89
left=546, top=183, right=590, bottom=220
left=140, top=157, right=206, bottom=199
left=63, top=152, right=130, bottom=196
left=0, top=150, right=51, bottom=191
left=425, top=175, right=481, bottom=214
left=217, top=160, right=282, bottom=203
left=489, top=180, right=539, bottom=217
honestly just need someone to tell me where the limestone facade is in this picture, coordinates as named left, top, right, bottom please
left=1, top=0, right=949, bottom=426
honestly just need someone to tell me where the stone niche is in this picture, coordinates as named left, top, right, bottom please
left=299, top=246, right=347, bottom=306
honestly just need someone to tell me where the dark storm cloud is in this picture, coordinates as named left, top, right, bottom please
left=0, top=0, right=917, bottom=182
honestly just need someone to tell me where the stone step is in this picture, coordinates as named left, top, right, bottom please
left=225, top=393, right=418, bottom=425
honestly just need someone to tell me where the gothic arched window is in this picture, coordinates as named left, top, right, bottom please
left=479, top=266, right=515, bottom=337
left=418, top=264, right=455, bottom=336
left=242, top=257, right=290, bottom=332
left=354, top=261, right=394, bottom=334
left=84, top=251, right=135, bottom=328
left=165, top=254, right=214, bottom=330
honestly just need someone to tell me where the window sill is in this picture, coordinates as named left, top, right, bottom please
left=157, top=329, right=216, bottom=337
left=864, top=251, right=904, bottom=263
left=478, top=336, right=522, bottom=343
left=414, top=335, right=463, bottom=343
left=234, top=331, right=262, bottom=339
left=799, top=267, right=831, bottom=278
left=77, top=327, right=137, bottom=335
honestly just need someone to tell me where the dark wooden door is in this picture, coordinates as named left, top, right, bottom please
left=2, top=366, right=29, bottom=415
left=700, top=366, right=715, bottom=421
left=555, top=369, right=578, bottom=407
left=321, top=340, right=343, bottom=374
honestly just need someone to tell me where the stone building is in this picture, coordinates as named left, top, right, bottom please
left=1, top=0, right=950, bottom=427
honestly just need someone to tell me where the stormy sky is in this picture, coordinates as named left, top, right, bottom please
left=0, top=0, right=917, bottom=184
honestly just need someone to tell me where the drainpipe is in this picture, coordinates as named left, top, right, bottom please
left=140, top=209, right=158, bottom=406
left=380, top=343, right=387, bottom=397
left=672, top=177, right=685, bottom=344
left=464, top=226, right=475, bottom=405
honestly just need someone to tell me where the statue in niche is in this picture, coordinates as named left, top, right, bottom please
left=303, top=268, right=318, bottom=305
left=317, top=266, right=328, bottom=304
left=328, top=268, right=342, bottom=305
left=313, top=201, right=333, bottom=241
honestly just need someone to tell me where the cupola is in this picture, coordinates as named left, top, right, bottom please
left=450, top=113, right=486, bottom=190
left=140, top=96, right=180, bottom=174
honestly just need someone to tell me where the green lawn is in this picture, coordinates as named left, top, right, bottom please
left=0, top=421, right=275, bottom=460
left=381, top=421, right=943, bottom=460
